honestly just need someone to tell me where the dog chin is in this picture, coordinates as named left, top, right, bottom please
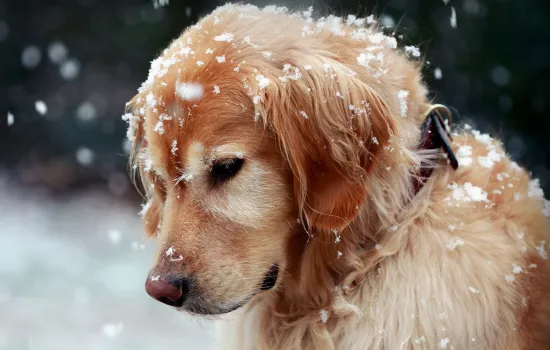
left=179, top=296, right=251, bottom=316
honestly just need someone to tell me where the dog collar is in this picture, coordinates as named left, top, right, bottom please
left=412, top=104, right=459, bottom=195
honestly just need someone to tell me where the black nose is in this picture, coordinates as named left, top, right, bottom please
left=145, top=274, right=190, bottom=307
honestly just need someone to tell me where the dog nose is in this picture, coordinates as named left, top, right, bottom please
left=145, top=275, right=189, bottom=307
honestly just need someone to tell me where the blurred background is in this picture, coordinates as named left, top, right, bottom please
left=0, top=0, right=549, bottom=349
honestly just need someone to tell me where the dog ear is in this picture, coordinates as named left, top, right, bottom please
left=251, top=61, right=395, bottom=232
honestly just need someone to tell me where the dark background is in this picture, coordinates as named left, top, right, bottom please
left=1, top=0, right=549, bottom=196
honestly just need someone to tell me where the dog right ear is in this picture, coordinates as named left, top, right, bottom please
left=248, top=59, right=395, bottom=232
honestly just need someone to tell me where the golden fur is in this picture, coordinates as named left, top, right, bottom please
left=125, top=4, right=550, bottom=349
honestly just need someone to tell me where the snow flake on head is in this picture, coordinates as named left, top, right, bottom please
left=121, top=113, right=139, bottom=141
left=536, top=241, right=548, bottom=260
left=404, top=46, right=421, bottom=57
left=447, top=237, right=465, bottom=250
left=456, top=145, right=472, bottom=166
left=444, top=182, right=490, bottom=207
left=440, top=338, right=450, bottom=349
left=215, top=55, right=226, bottom=63
left=171, top=140, right=178, bottom=155
left=213, top=84, right=221, bottom=94
left=255, top=74, right=270, bottom=89
left=528, top=179, right=545, bottom=199
left=176, top=82, right=204, bottom=101
left=468, top=286, right=480, bottom=294
left=397, top=90, right=409, bottom=117
left=319, top=309, right=329, bottom=323
left=214, top=32, right=234, bottom=42
left=299, top=111, right=309, bottom=119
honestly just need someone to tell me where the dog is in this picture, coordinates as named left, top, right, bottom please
left=124, top=4, right=550, bottom=349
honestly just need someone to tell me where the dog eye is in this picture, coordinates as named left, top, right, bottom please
left=210, top=158, right=245, bottom=185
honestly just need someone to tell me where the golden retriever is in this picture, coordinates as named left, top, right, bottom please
left=124, top=4, right=550, bottom=349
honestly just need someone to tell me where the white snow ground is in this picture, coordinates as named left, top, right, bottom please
left=0, top=180, right=217, bottom=350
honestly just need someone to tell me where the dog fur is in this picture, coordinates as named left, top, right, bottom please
left=125, top=4, right=550, bottom=349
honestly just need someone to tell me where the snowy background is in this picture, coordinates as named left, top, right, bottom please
left=0, top=0, right=549, bottom=349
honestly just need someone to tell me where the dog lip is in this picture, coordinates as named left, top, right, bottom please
left=259, top=263, right=279, bottom=291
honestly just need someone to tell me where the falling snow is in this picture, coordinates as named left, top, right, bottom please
left=450, top=7, right=457, bottom=28
left=101, top=323, right=124, bottom=337
left=76, top=147, right=94, bottom=166
left=434, top=67, right=443, bottom=80
left=35, top=100, right=47, bottom=115
left=7, top=111, right=14, bottom=126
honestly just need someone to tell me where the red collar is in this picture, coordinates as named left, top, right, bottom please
left=412, top=105, right=459, bottom=195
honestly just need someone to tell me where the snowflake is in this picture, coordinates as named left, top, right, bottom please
left=434, top=67, right=443, bottom=80
left=528, top=179, right=544, bottom=199
left=457, top=145, right=472, bottom=167
left=404, top=45, right=421, bottom=57
left=397, top=90, right=409, bottom=117
left=35, top=100, right=47, bottom=115
left=440, top=338, right=450, bottom=349
left=512, top=264, right=522, bottom=274
left=215, top=55, right=225, bottom=63
left=176, top=82, right=203, bottom=101
left=536, top=241, right=548, bottom=260
left=7, top=112, right=14, bottom=126
left=372, top=137, right=379, bottom=145
left=447, top=237, right=465, bottom=250
left=505, top=274, right=516, bottom=283
left=171, top=140, right=178, bottom=155
left=450, top=6, right=457, bottom=28
left=320, top=309, right=329, bottom=323
left=255, top=74, right=270, bottom=89
left=468, top=286, right=480, bottom=294
left=76, top=147, right=94, bottom=166
left=299, top=111, right=309, bottom=119
left=108, top=229, right=122, bottom=245
left=101, top=323, right=124, bottom=337
left=214, top=32, right=234, bottom=42
left=152, top=0, right=169, bottom=9
left=213, top=84, right=221, bottom=94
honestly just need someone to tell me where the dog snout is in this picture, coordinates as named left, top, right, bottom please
left=145, top=273, right=190, bottom=307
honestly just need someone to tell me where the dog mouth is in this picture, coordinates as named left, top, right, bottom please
left=259, top=263, right=279, bottom=291
left=177, top=264, right=280, bottom=315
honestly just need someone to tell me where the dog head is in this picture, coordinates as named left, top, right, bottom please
left=125, top=4, right=426, bottom=315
